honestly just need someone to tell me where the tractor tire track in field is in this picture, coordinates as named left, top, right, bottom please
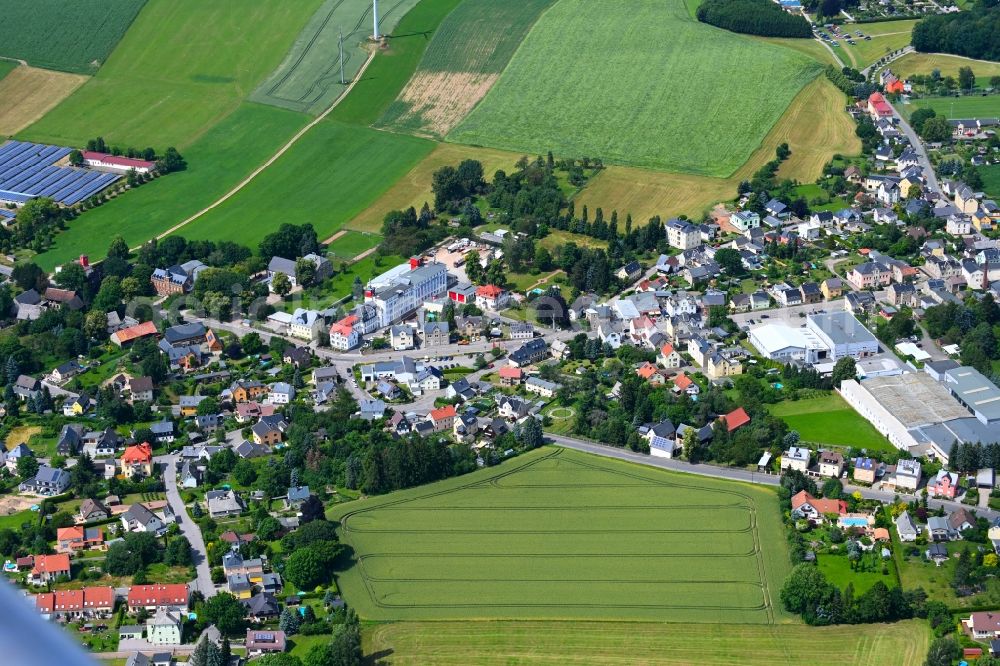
left=338, top=448, right=778, bottom=621
left=143, top=48, right=379, bottom=248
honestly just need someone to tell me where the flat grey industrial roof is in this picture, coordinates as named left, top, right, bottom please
left=945, top=366, right=1000, bottom=422
left=862, top=373, right=969, bottom=427
left=808, top=311, right=878, bottom=346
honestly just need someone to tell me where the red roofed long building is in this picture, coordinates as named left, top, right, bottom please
left=110, top=321, right=158, bottom=347
left=127, top=584, right=189, bottom=612
left=35, top=586, right=115, bottom=619
left=867, top=92, right=893, bottom=119
left=82, top=151, right=156, bottom=173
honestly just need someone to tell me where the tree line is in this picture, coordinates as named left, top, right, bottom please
left=912, top=4, right=1000, bottom=63
left=696, top=0, right=812, bottom=38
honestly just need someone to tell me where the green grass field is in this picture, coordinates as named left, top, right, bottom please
left=840, top=20, right=916, bottom=71
left=378, top=0, right=556, bottom=137
left=333, top=447, right=791, bottom=623
left=34, top=103, right=308, bottom=270
left=21, top=0, right=322, bottom=149
left=249, top=0, right=423, bottom=115
left=367, top=619, right=931, bottom=666
left=767, top=394, right=890, bottom=451
left=0, top=60, right=17, bottom=83
left=328, top=0, right=466, bottom=127
left=448, top=0, right=820, bottom=176
left=983, top=164, right=1000, bottom=199
left=177, top=120, right=433, bottom=246
left=0, top=0, right=146, bottom=74
left=902, top=94, right=1000, bottom=120
left=326, top=231, right=381, bottom=258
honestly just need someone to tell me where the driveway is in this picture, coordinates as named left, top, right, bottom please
left=157, top=455, right=216, bottom=598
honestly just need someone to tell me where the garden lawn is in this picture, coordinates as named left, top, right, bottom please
left=178, top=121, right=434, bottom=246
left=902, top=95, right=1000, bottom=120
left=332, top=447, right=791, bottom=623
left=448, top=0, right=820, bottom=175
left=250, top=0, right=423, bottom=115
left=816, top=552, right=897, bottom=595
left=767, top=394, right=890, bottom=451
left=378, top=0, right=557, bottom=137
left=326, top=231, right=381, bottom=260
left=983, top=164, right=1000, bottom=200
left=366, top=619, right=931, bottom=666
left=0, top=0, right=146, bottom=74
left=33, top=104, right=308, bottom=271
left=21, top=0, right=323, bottom=149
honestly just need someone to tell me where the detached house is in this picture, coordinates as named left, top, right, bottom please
left=790, top=491, right=847, bottom=522
left=19, top=466, right=70, bottom=496
left=121, top=504, right=165, bottom=535
left=121, top=443, right=153, bottom=479
left=29, top=554, right=71, bottom=585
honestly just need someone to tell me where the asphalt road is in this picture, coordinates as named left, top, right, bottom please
left=888, top=97, right=941, bottom=196
left=157, top=454, right=216, bottom=598
left=549, top=434, right=1000, bottom=522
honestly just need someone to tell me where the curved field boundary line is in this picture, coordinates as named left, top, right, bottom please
left=142, top=48, right=378, bottom=248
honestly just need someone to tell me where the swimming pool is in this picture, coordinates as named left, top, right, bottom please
left=840, top=517, right=868, bottom=527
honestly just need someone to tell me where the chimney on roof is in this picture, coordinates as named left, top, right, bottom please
left=79, top=255, right=89, bottom=268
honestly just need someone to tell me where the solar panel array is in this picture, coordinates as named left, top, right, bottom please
left=0, top=141, right=121, bottom=206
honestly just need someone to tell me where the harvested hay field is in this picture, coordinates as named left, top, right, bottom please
left=379, top=0, right=555, bottom=137
left=388, top=70, right=499, bottom=137
left=574, top=77, right=859, bottom=222
left=0, top=66, right=88, bottom=136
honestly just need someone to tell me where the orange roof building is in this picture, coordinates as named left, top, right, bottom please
left=429, top=405, right=457, bottom=422
left=791, top=490, right=848, bottom=517
left=30, top=553, right=71, bottom=582
left=721, top=407, right=751, bottom=432
left=127, top=583, right=189, bottom=611
left=674, top=373, right=693, bottom=390
left=121, top=442, right=152, bottom=464
left=121, top=442, right=153, bottom=478
left=35, top=586, right=114, bottom=617
left=110, top=321, right=158, bottom=347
